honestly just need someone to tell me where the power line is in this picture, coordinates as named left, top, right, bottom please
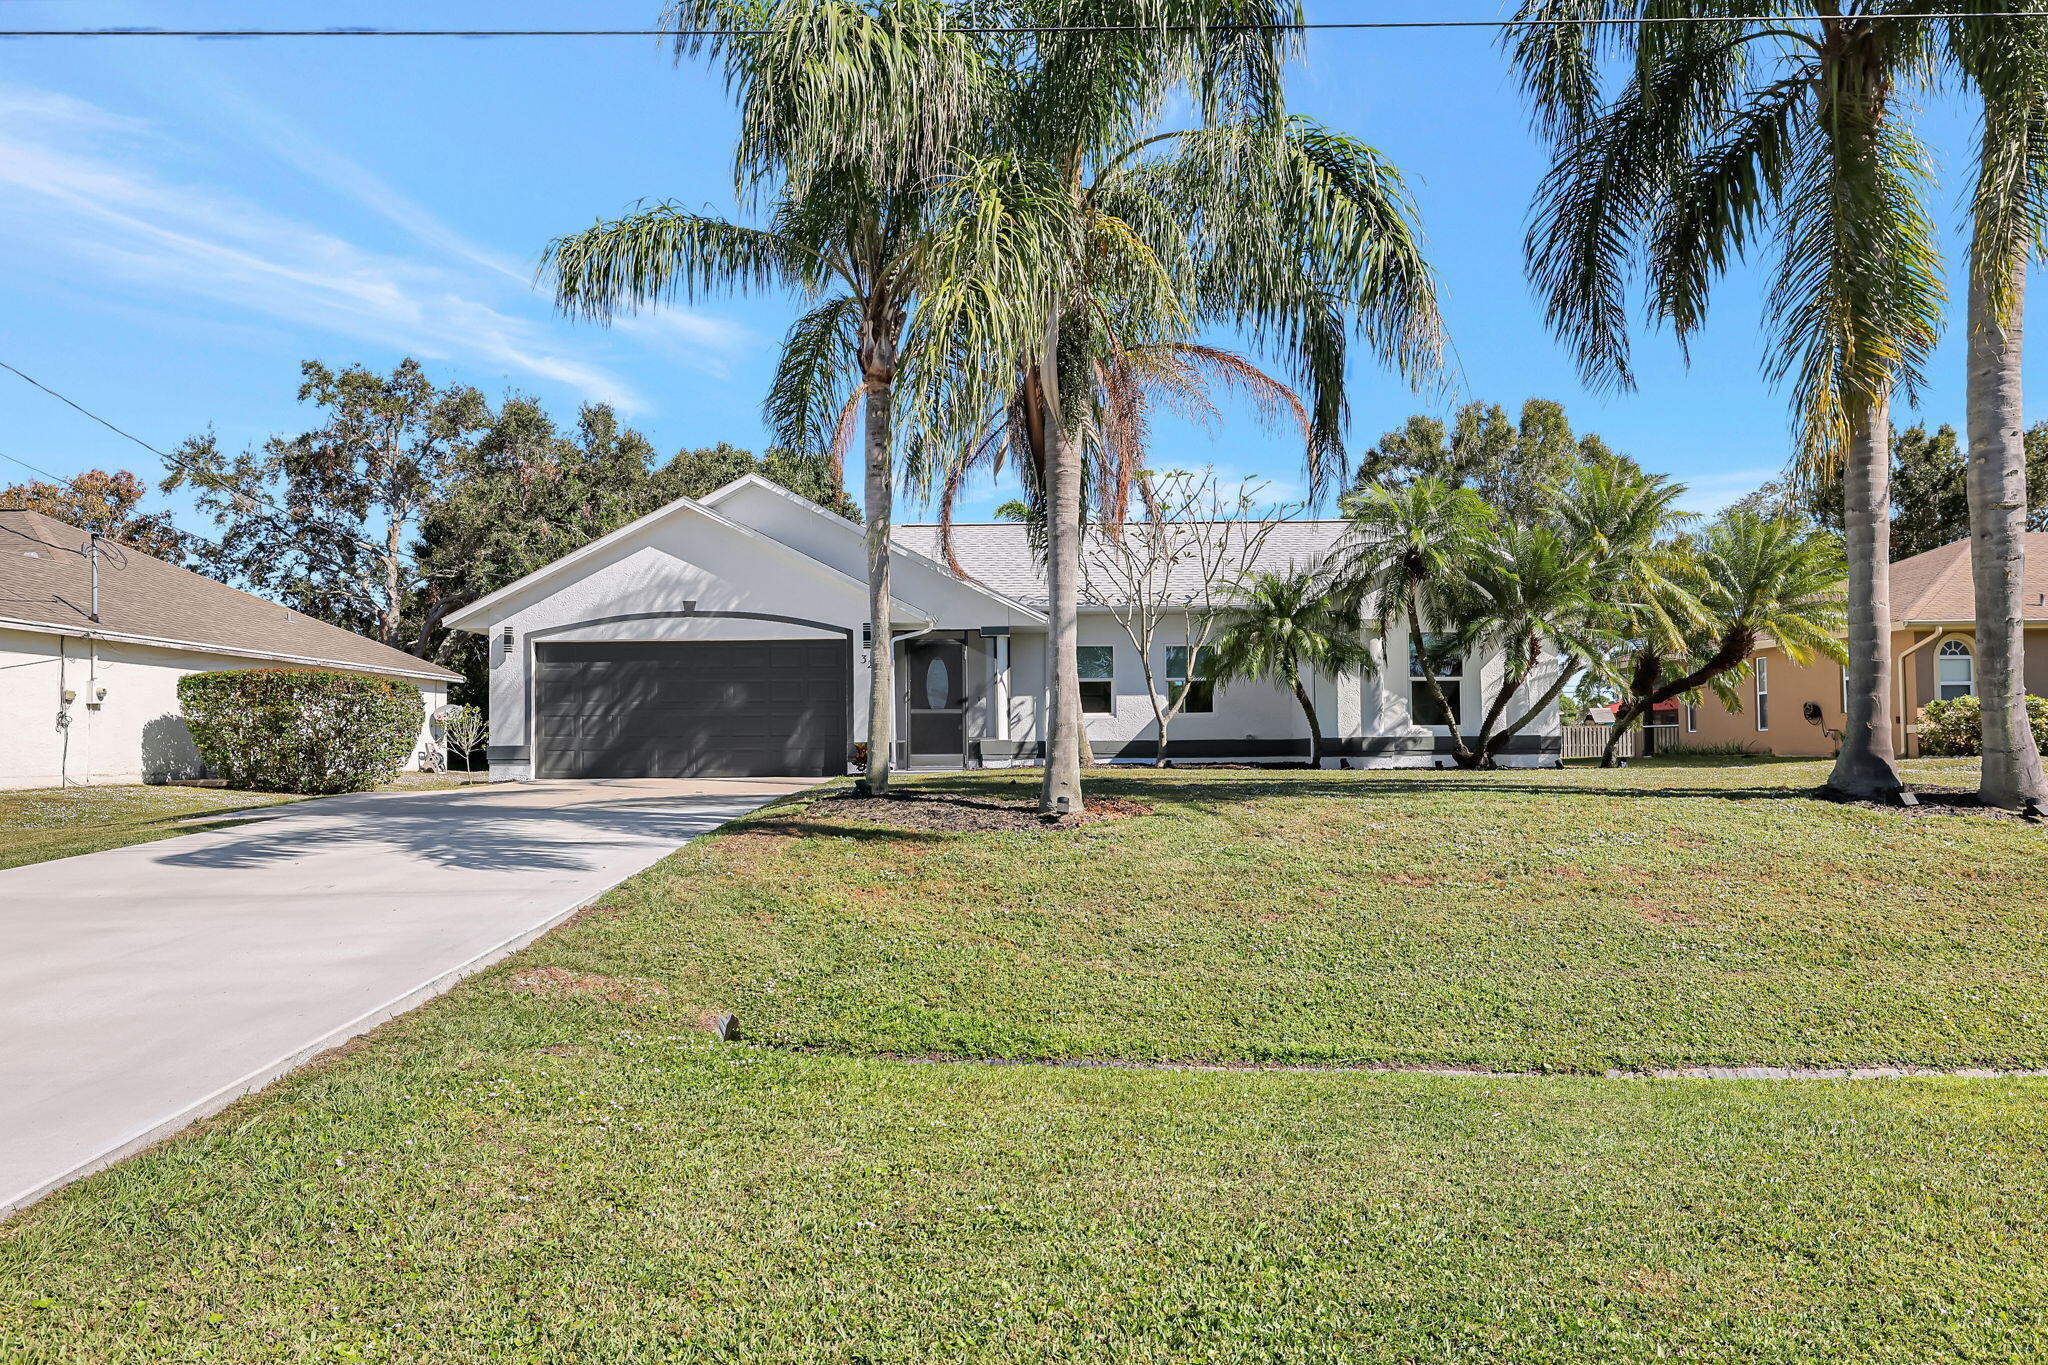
left=0, top=359, right=173, bottom=461
left=0, top=12, right=2043, bottom=37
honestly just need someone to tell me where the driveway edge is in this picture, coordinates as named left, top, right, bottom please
left=3, top=882, right=612, bottom=1218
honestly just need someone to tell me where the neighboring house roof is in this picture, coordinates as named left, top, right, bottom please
left=0, top=508, right=459, bottom=681
left=891, top=520, right=1354, bottom=611
left=1889, top=534, right=2048, bottom=624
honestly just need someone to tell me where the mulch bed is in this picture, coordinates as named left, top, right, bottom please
left=801, top=789, right=1152, bottom=833
left=1818, top=785, right=2047, bottom=824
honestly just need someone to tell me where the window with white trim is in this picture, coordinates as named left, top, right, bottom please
left=1165, top=645, right=1214, bottom=713
left=1409, top=633, right=1463, bottom=727
left=1077, top=645, right=1115, bottom=714
left=1937, top=639, right=1975, bottom=701
left=1755, top=657, right=1770, bottom=731
left=1685, top=704, right=1698, bottom=733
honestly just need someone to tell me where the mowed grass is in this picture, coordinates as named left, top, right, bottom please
left=7, top=756, right=2048, bottom=1361
left=573, top=756, right=2048, bottom=1071
left=3, top=1000, right=2045, bottom=1363
left=0, top=784, right=300, bottom=871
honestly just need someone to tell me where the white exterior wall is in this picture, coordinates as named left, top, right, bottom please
left=1, top=625, right=444, bottom=790
left=475, top=525, right=876, bottom=782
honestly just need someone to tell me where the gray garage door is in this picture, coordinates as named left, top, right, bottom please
left=534, top=639, right=848, bottom=778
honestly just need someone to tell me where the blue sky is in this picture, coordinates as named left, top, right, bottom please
left=0, top=1, right=2016, bottom=532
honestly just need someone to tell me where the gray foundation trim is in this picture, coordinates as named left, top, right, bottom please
left=977, top=734, right=1561, bottom=763
left=487, top=745, right=530, bottom=762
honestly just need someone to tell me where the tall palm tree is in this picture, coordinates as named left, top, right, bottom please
left=913, top=1, right=1444, bottom=814
left=544, top=0, right=994, bottom=796
left=1209, top=569, right=1377, bottom=768
left=1951, top=10, right=2048, bottom=809
left=1327, top=479, right=1496, bottom=764
left=1510, top=2, right=1946, bottom=798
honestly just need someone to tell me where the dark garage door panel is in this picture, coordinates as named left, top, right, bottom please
left=535, top=639, right=848, bottom=778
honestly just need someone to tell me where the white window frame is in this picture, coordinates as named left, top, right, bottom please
left=1077, top=644, right=1115, bottom=715
left=1755, top=657, right=1770, bottom=731
left=1685, top=704, right=1698, bottom=734
left=1408, top=633, right=1464, bottom=728
left=1936, top=638, right=1975, bottom=702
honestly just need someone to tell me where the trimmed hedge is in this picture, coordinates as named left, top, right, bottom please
left=178, top=669, right=423, bottom=794
left=1918, top=692, right=2048, bottom=757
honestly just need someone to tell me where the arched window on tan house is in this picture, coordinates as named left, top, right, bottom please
left=1937, top=639, right=1975, bottom=702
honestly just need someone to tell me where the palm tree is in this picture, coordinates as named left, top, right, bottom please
left=915, top=2, right=1444, bottom=814
left=1208, top=569, right=1377, bottom=768
left=1510, top=2, right=1946, bottom=798
left=1454, top=519, right=1616, bottom=768
left=1327, top=479, right=1496, bottom=764
left=544, top=1, right=994, bottom=796
left=1951, top=11, right=2048, bottom=809
left=1600, top=511, right=1850, bottom=764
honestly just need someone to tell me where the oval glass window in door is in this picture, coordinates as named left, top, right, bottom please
left=922, top=655, right=953, bottom=709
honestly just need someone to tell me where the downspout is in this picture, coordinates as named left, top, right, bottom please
left=1894, top=626, right=1939, bottom=758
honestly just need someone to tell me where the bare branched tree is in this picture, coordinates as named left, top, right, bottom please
left=1080, top=469, right=1299, bottom=766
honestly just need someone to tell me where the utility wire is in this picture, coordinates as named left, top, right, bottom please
left=0, top=11, right=2044, bottom=36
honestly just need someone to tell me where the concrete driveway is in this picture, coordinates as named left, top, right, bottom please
left=0, top=777, right=819, bottom=1215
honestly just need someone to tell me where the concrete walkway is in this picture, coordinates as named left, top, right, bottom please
left=0, top=777, right=818, bottom=1215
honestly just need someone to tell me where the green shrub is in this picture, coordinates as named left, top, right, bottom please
left=1648, top=740, right=1762, bottom=758
left=178, top=669, right=423, bottom=794
left=1918, top=692, right=2048, bottom=757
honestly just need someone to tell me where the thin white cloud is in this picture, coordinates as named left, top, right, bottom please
left=1672, top=465, right=1782, bottom=516
left=0, top=82, right=746, bottom=409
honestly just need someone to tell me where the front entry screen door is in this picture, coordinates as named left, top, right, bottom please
left=905, top=636, right=967, bottom=766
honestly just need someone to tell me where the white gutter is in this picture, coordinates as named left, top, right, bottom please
left=0, top=615, right=458, bottom=683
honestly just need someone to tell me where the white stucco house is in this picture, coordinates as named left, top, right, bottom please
left=445, top=474, right=1561, bottom=780
left=1, top=508, right=458, bottom=789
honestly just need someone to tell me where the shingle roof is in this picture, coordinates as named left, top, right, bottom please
left=0, top=509, right=459, bottom=681
left=892, top=520, right=1352, bottom=610
left=1890, top=534, right=2048, bottom=623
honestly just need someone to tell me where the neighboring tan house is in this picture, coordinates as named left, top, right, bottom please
left=1687, top=534, right=2048, bottom=758
left=1, top=508, right=459, bottom=789
left=445, top=474, right=1562, bottom=780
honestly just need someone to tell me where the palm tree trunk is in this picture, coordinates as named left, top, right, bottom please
left=1408, top=598, right=1469, bottom=763
left=1967, top=255, right=2048, bottom=809
left=862, top=360, right=897, bottom=795
left=1291, top=671, right=1323, bottom=768
left=1828, top=397, right=1905, bottom=798
left=1039, top=328, right=1086, bottom=815
left=1487, top=657, right=1583, bottom=767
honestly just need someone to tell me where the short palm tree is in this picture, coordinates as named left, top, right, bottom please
left=1453, top=519, right=1617, bottom=768
left=544, top=0, right=993, bottom=796
left=1327, top=479, right=1495, bottom=762
left=1510, top=2, right=1946, bottom=797
left=1208, top=570, right=1377, bottom=768
left=1601, top=511, right=1849, bottom=765
left=1951, top=11, right=2048, bottom=809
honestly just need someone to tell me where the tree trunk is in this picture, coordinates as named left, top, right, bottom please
left=1471, top=634, right=1538, bottom=768
left=1408, top=597, right=1469, bottom=763
left=1291, top=672, right=1323, bottom=768
left=1966, top=255, right=2048, bottom=809
left=862, top=342, right=898, bottom=795
left=1828, top=397, right=1905, bottom=798
left=1039, top=328, right=1086, bottom=815
left=1485, top=657, right=1583, bottom=767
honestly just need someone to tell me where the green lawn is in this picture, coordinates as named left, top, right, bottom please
left=0, top=774, right=487, bottom=872
left=5, top=757, right=2048, bottom=1361
left=0, top=785, right=301, bottom=871
left=588, top=755, right=2048, bottom=1072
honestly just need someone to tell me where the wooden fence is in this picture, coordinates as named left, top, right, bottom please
left=1561, top=724, right=1636, bottom=760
